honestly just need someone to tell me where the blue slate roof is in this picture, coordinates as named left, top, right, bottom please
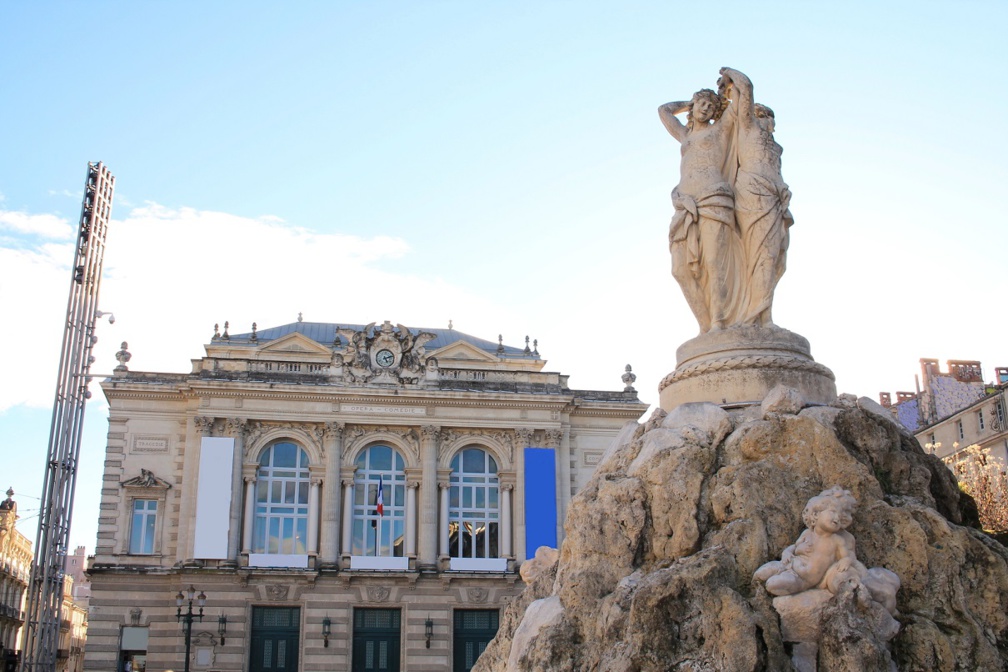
left=227, top=321, right=533, bottom=358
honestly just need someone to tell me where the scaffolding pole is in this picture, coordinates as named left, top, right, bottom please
left=20, top=162, right=114, bottom=672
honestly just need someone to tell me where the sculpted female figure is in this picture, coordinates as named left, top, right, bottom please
left=718, top=67, right=793, bottom=326
left=659, top=89, right=745, bottom=333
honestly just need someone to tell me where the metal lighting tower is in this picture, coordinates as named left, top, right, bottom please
left=20, top=162, right=114, bottom=672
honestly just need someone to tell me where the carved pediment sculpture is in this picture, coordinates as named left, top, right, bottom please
left=121, top=469, right=172, bottom=490
left=336, top=321, right=437, bottom=386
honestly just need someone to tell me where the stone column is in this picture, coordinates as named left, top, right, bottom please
left=307, top=477, right=321, bottom=556
left=319, top=422, right=344, bottom=567
left=340, top=473, right=356, bottom=565
left=241, top=475, right=256, bottom=555
left=225, top=418, right=247, bottom=563
left=514, top=428, right=532, bottom=563
left=418, top=425, right=440, bottom=570
left=406, top=479, right=419, bottom=560
left=438, top=479, right=450, bottom=561
left=501, top=482, right=514, bottom=559
left=179, top=415, right=214, bottom=562
left=546, top=428, right=566, bottom=547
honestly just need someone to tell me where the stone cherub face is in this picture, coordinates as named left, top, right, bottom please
left=802, top=488, right=855, bottom=533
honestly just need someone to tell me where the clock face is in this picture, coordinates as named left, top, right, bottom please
left=376, top=349, right=395, bottom=367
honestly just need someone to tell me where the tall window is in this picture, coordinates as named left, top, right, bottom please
left=956, top=419, right=965, bottom=441
left=352, top=446, right=406, bottom=557
left=253, top=442, right=310, bottom=555
left=978, top=409, right=986, bottom=432
left=449, top=448, right=499, bottom=560
left=129, top=500, right=158, bottom=554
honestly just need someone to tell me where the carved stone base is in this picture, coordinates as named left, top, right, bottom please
left=658, top=324, right=836, bottom=411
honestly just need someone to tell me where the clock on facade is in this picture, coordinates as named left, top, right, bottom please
left=376, top=349, right=395, bottom=367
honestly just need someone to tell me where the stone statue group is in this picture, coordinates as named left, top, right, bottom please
left=660, top=67, right=792, bottom=334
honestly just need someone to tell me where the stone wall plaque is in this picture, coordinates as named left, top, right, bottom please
left=341, top=404, right=426, bottom=416
left=132, top=436, right=169, bottom=453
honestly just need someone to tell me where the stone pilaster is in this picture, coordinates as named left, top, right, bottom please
left=319, top=422, right=344, bottom=567
left=419, top=425, right=439, bottom=570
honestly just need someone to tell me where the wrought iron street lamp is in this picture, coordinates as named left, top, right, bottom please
left=176, top=586, right=206, bottom=672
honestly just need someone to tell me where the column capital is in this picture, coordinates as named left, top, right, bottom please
left=544, top=428, right=563, bottom=448
left=311, top=477, right=323, bottom=487
left=194, top=416, right=215, bottom=434
left=342, top=478, right=356, bottom=488
left=407, top=480, right=420, bottom=490
left=225, top=417, right=247, bottom=436
left=515, top=427, right=534, bottom=444
left=324, top=421, right=346, bottom=439
left=421, top=425, right=441, bottom=440
left=500, top=482, right=514, bottom=492
left=243, top=475, right=257, bottom=485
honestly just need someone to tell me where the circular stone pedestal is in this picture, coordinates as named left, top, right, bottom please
left=658, top=324, right=836, bottom=411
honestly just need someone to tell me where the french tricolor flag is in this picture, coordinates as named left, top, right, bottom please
left=376, top=475, right=384, bottom=517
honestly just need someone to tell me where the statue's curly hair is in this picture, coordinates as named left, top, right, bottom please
left=801, top=486, right=856, bottom=529
left=754, top=103, right=775, bottom=120
left=686, top=88, right=726, bottom=129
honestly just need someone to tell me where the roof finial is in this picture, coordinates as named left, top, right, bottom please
left=222, top=321, right=230, bottom=340
left=533, top=339, right=539, bottom=358
left=298, top=312, right=303, bottom=323
left=251, top=322, right=257, bottom=341
left=114, top=342, right=132, bottom=373
left=448, top=319, right=453, bottom=330
left=524, top=335, right=531, bottom=355
left=622, top=364, right=637, bottom=393
left=497, top=334, right=505, bottom=355
left=213, top=323, right=220, bottom=340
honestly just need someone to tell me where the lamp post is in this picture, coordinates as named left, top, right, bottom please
left=176, top=586, right=206, bottom=672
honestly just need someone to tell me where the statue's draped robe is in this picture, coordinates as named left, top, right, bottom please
left=669, top=106, right=748, bottom=332
left=728, top=103, right=793, bottom=325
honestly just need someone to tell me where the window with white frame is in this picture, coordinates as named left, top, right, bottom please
left=129, top=500, right=158, bottom=554
left=253, top=442, right=310, bottom=555
left=120, top=469, right=170, bottom=557
left=449, top=447, right=502, bottom=570
left=352, top=445, right=406, bottom=560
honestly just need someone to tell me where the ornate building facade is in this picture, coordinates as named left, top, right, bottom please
left=1, top=489, right=31, bottom=672
left=85, top=320, right=646, bottom=672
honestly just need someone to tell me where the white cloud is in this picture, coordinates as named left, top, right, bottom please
left=0, top=210, right=74, bottom=239
left=0, top=203, right=535, bottom=412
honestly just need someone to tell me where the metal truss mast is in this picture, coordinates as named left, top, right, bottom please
left=20, top=163, right=115, bottom=672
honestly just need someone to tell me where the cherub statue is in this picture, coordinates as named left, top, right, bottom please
left=754, top=486, right=859, bottom=596
left=754, top=486, right=900, bottom=615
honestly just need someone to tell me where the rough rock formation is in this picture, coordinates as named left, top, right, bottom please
left=475, top=390, right=1008, bottom=671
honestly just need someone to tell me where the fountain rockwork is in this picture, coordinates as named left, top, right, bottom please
left=473, top=68, right=1008, bottom=671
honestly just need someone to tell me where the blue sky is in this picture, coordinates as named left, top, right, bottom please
left=3, top=1, right=1007, bottom=553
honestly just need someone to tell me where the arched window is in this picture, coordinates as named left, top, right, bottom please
left=352, top=445, right=406, bottom=560
left=449, top=448, right=500, bottom=568
left=253, top=442, right=310, bottom=556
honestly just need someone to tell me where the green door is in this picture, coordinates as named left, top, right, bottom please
left=351, top=609, right=400, bottom=672
left=453, top=610, right=499, bottom=672
left=250, top=607, right=300, bottom=672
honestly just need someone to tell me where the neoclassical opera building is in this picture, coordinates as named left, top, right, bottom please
left=85, top=319, right=646, bottom=672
